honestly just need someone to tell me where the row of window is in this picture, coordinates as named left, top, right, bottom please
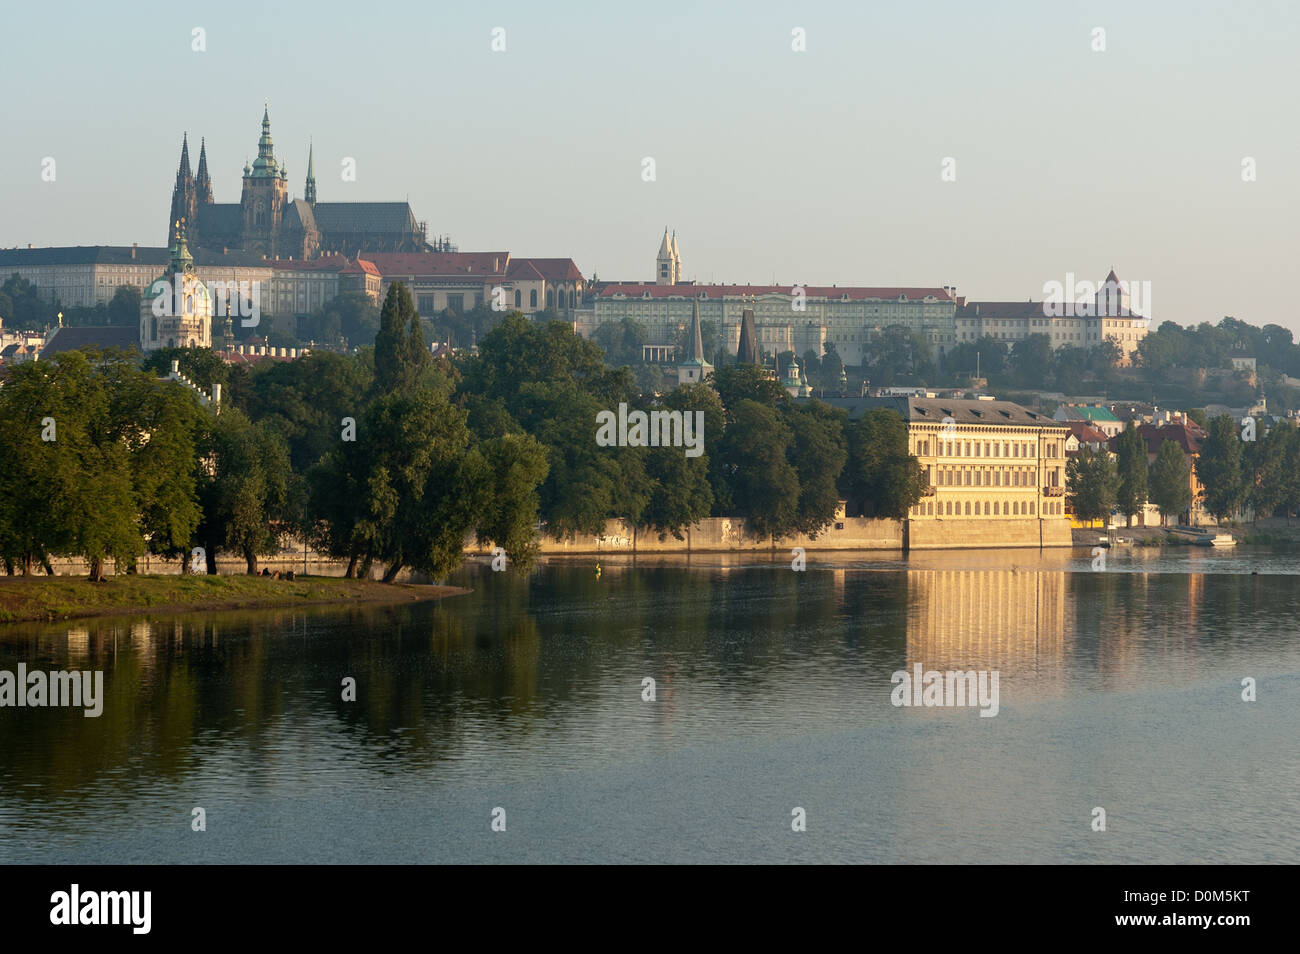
left=912, top=499, right=1065, bottom=517
left=935, top=467, right=1040, bottom=487
left=919, top=440, right=1056, bottom=459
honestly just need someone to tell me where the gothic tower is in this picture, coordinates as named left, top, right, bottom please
left=240, top=104, right=288, bottom=257
left=304, top=141, right=317, bottom=207
left=168, top=134, right=198, bottom=246
left=195, top=137, right=214, bottom=206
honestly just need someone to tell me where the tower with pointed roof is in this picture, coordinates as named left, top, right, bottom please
left=304, top=141, right=317, bottom=207
left=737, top=306, right=760, bottom=365
left=195, top=138, right=213, bottom=206
left=1095, top=267, right=1130, bottom=318
left=655, top=227, right=680, bottom=285
left=677, top=297, right=714, bottom=386
left=168, top=134, right=199, bottom=246
left=240, top=103, right=290, bottom=257
left=140, top=219, right=213, bottom=353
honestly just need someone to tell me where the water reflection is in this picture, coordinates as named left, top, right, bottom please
left=1, top=548, right=1297, bottom=863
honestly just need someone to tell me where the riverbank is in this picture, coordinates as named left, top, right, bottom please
left=0, top=575, right=469, bottom=623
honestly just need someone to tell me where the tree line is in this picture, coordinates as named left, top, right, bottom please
left=0, top=283, right=927, bottom=581
left=1067, top=416, right=1300, bottom=526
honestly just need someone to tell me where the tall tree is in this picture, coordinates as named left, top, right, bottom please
left=843, top=408, right=927, bottom=519
left=1147, top=439, right=1192, bottom=526
left=1067, top=446, right=1119, bottom=524
left=1195, top=415, right=1245, bottom=521
left=1115, top=422, right=1149, bottom=526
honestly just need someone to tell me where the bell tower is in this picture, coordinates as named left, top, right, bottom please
left=240, top=103, right=288, bottom=257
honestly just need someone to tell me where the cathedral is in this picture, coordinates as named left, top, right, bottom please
left=167, top=105, right=439, bottom=260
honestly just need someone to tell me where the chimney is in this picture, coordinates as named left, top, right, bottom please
left=131, top=243, right=137, bottom=259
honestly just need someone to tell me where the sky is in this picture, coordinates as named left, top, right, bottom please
left=2, top=0, right=1297, bottom=331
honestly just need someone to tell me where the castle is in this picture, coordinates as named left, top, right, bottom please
left=167, top=105, right=439, bottom=260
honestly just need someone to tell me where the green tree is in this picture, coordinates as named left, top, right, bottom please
left=716, top=400, right=800, bottom=538
left=197, top=410, right=293, bottom=575
left=783, top=400, right=848, bottom=535
left=641, top=385, right=722, bottom=537
left=1243, top=420, right=1293, bottom=523
left=1066, top=446, right=1119, bottom=524
left=843, top=408, right=927, bottom=519
left=1195, top=415, right=1245, bottom=521
left=1147, top=439, right=1192, bottom=526
left=1115, top=421, right=1149, bottom=526
left=475, top=432, right=550, bottom=569
left=373, top=282, right=429, bottom=393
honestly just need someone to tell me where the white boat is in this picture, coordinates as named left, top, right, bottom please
left=1169, top=526, right=1236, bottom=547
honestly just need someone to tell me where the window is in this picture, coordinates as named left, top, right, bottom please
left=964, top=501, right=971, bottom=515
left=530, top=290, right=538, bottom=308
left=418, top=294, right=435, bottom=314
left=515, top=290, right=522, bottom=308
left=1030, top=502, right=1035, bottom=515
left=447, top=294, right=464, bottom=314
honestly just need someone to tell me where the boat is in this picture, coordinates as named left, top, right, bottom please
left=1169, top=526, right=1236, bottom=547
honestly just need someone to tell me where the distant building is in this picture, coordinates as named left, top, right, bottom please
left=1054, top=403, right=1124, bottom=438
left=363, top=252, right=584, bottom=318
left=139, top=222, right=213, bottom=352
left=1110, top=420, right=1208, bottom=525
left=167, top=107, right=436, bottom=259
left=816, top=396, right=1071, bottom=526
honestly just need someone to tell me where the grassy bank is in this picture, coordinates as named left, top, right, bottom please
left=0, top=574, right=469, bottom=624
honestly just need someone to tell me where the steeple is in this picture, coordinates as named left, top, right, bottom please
left=737, top=306, right=759, bottom=365
left=170, top=218, right=194, bottom=272
left=304, top=141, right=317, bottom=206
left=251, top=101, right=280, bottom=178
left=178, top=133, right=192, bottom=179
left=656, top=227, right=677, bottom=285
left=195, top=137, right=213, bottom=204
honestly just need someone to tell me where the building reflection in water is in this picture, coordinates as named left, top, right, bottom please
left=905, top=568, right=1067, bottom=686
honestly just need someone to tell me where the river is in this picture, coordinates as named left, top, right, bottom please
left=1, top=547, right=1297, bottom=863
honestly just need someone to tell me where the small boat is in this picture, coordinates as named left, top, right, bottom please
left=1169, top=526, right=1236, bottom=547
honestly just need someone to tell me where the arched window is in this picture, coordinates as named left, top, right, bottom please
left=993, top=502, right=999, bottom=515
left=530, top=289, right=537, bottom=308
left=514, top=290, right=521, bottom=308
left=568, top=290, right=575, bottom=309
left=546, top=289, right=554, bottom=308
left=984, top=501, right=990, bottom=515
left=964, top=501, right=970, bottom=515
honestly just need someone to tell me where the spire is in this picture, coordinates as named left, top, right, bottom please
left=251, top=102, right=279, bottom=178
left=170, top=218, right=194, bottom=272
left=304, top=140, right=317, bottom=206
left=195, top=137, right=213, bottom=204
left=177, top=133, right=192, bottom=179
left=657, top=227, right=671, bottom=258
left=684, top=297, right=709, bottom=365
left=737, top=307, right=759, bottom=365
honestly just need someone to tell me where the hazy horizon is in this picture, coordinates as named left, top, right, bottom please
left=3, top=0, right=1297, bottom=332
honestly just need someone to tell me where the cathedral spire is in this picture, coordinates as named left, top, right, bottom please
left=304, top=140, right=316, bottom=206
left=195, top=137, right=213, bottom=204
left=251, top=102, right=279, bottom=178
left=177, top=133, right=192, bottom=179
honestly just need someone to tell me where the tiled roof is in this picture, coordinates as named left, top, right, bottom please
left=598, top=283, right=955, bottom=301
left=505, top=260, right=545, bottom=281
left=39, top=325, right=138, bottom=358
left=1065, top=421, right=1111, bottom=444
left=366, top=252, right=509, bottom=277
left=341, top=258, right=380, bottom=276
left=0, top=246, right=169, bottom=266
left=511, top=257, right=583, bottom=281
left=311, top=202, right=419, bottom=234
left=959, top=301, right=1046, bottom=320
left=1064, top=405, right=1120, bottom=423
left=1122, top=422, right=1204, bottom=457
left=817, top=396, right=1064, bottom=428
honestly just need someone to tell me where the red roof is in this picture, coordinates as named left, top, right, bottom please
left=1109, top=422, right=1204, bottom=457
left=597, top=283, right=954, bottom=301
left=510, top=257, right=584, bottom=281
left=1065, top=421, right=1110, bottom=445
left=366, top=252, right=508, bottom=278
left=341, top=257, right=380, bottom=276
